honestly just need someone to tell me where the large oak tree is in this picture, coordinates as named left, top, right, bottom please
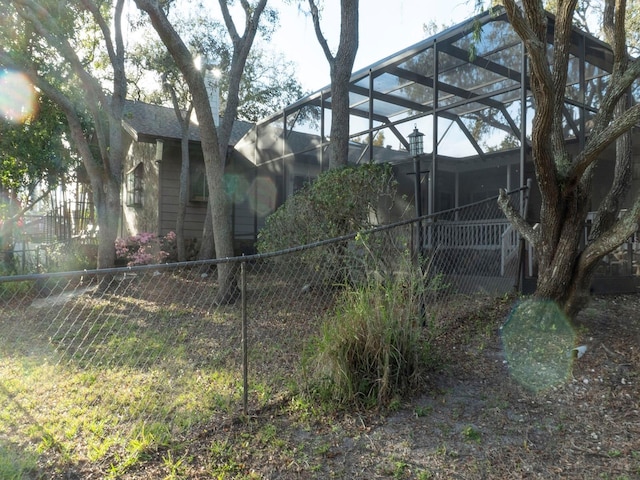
left=494, top=0, right=640, bottom=317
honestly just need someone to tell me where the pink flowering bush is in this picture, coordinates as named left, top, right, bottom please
left=115, top=231, right=177, bottom=266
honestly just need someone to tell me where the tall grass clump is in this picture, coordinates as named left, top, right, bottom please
left=304, top=271, right=434, bottom=408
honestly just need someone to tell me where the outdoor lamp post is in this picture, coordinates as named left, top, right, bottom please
left=409, top=126, right=425, bottom=252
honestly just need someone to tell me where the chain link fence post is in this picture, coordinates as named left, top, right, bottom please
left=241, top=259, right=248, bottom=416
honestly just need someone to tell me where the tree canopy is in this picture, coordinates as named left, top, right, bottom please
left=0, top=92, right=72, bottom=203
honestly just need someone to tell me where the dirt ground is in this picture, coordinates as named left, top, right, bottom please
left=39, top=292, right=640, bottom=479
left=110, top=293, right=638, bottom=480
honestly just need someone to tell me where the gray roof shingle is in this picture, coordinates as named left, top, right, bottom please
left=122, top=100, right=253, bottom=145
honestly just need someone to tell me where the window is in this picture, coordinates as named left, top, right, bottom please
left=190, top=162, right=208, bottom=202
left=126, top=163, right=144, bottom=207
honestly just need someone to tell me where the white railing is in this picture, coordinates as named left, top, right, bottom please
left=423, top=219, right=522, bottom=277
left=500, top=225, right=520, bottom=276
left=435, top=219, right=512, bottom=251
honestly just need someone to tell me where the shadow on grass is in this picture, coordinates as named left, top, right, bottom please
left=0, top=276, right=247, bottom=477
left=0, top=379, right=45, bottom=480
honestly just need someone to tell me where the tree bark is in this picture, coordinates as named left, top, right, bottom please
left=167, top=88, right=193, bottom=262
left=500, top=0, right=640, bottom=319
left=309, top=0, right=359, bottom=168
left=199, top=205, right=215, bottom=260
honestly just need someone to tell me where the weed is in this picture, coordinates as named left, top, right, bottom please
left=105, top=421, right=172, bottom=477
left=208, top=439, right=244, bottom=477
left=253, top=382, right=273, bottom=406
left=163, top=450, right=189, bottom=479
left=388, top=396, right=402, bottom=412
left=257, top=423, right=278, bottom=445
left=209, top=439, right=232, bottom=458
left=414, top=405, right=433, bottom=417
left=314, top=442, right=332, bottom=456
left=127, top=421, right=171, bottom=456
left=417, top=469, right=433, bottom=480
left=462, top=425, right=482, bottom=443
left=393, top=458, right=409, bottom=479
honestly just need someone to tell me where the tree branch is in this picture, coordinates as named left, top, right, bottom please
left=497, top=188, right=539, bottom=247
left=570, top=102, right=640, bottom=181
left=308, top=0, right=334, bottom=64
left=580, top=198, right=640, bottom=271
left=219, top=0, right=240, bottom=44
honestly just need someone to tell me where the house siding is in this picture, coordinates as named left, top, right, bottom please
left=122, top=140, right=159, bottom=237
left=158, top=143, right=207, bottom=241
left=158, top=144, right=259, bottom=253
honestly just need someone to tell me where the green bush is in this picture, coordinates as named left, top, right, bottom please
left=44, top=241, right=98, bottom=272
left=303, top=268, right=436, bottom=408
left=257, top=163, right=401, bottom=283
left=0, top=279, right=31, bottom=300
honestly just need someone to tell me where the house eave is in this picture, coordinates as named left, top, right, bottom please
left=122, top=120, right=139, bottom=142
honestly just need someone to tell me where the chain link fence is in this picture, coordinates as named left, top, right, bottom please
left=0, top=187, right=526, bottom=475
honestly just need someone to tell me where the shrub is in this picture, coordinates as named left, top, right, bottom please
left=257, top=163, right=403, bottom=283
left=44, top=242, right=98, bottom=272
left=115, top=231, right=177, bottom=266
left=258, top=163, right=398, bottom=251
left=303, top=267, right=436, bottom=408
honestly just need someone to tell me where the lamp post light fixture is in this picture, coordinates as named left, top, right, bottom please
left=409, top=125, right=424, bottom=158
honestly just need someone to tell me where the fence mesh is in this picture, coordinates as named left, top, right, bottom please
left=0, top=187, right=525, bottom=476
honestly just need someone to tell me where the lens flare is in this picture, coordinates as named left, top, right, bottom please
left=501, top=299, right=576, bottom=392
left=0, top=70, right=37, bottom=123
left=225, top=173, right=250, bottom=203
left=248, top=176, right=277, bottom=217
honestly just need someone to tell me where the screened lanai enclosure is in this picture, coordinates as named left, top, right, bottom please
left=234, top=7, right=640, bottom=290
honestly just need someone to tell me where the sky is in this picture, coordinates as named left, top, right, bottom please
left=269, top=0, right=478, bottom=92
left=1, top=0, right=480, bottom=122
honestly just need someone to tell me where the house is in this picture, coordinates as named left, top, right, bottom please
left=235, top=8, right=640, bottom=222
left=120, top=100, right=255, bottom=254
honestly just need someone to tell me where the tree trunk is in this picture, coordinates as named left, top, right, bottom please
left=171, top=102, right=192, bottom=262
left=328, top=60, right=354, bottom=168
left=198, top=204, right=215, bottom=260
left=309, top=0, right=359, bottom=168
left=93, top=175, right=121, bottom=269
left=176, top=130, right=189, bottom=262
left=498, top=0, right=640, bottom=320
